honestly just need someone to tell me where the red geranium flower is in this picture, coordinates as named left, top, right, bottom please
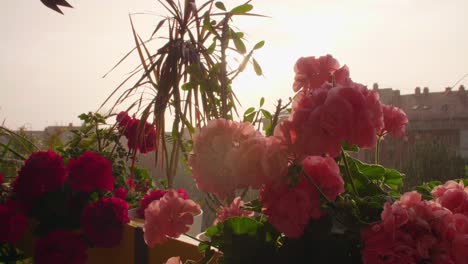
left=0, top=172, right=4, bottom=184
left=114, top=187, right=128, bottom=200
left=34, top=230, right=88, bottom=264
left=116, top=111, right=157, bottom=154
left=81, top=197, right=129, bottom=248
left=0, top=200, right=28, bottom=243
left=67, top=151, right=115, bottom=193
left=13, top=150, right=66, bottom=207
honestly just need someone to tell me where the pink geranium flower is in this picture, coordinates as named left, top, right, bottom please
left=292, top=55, right=345, bottom=92
left=432, top=181, right=468, bottom=216
left=277, top=79, right=384, bottom=158
left=214, top=197, right=254, bottom=224
left=260, top=178, right=315, bottom=238
left=143, top=190, right=201, bottom=247
left=361, top=190, right=456, bottom=263
left=380, top=104, right=408, bottom=139
left=302, top=156, right=344, bottom=201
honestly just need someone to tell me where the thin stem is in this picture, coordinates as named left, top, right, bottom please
left=95, top=123, right=102, bottom=152
left=341, top=148, right=359, bottom=196
left=302, top=169, right=332, bottom=203
left=375, top=137, right=382, bottom=164
left=182, top=232, right=203, bottom=243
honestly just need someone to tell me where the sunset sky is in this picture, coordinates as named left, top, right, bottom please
left=1, top=0, right=467, bottom=130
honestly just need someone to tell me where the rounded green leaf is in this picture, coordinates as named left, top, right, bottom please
left=230, top=4, right=253, bottom=14
left=215, top=1, right=226, bottom=11
left=253, top=40, right=265, bottom=50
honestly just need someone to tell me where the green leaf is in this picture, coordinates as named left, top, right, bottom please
left=383, top=168, right=403, bottom=191
left=253, top=40, right=265, bottom=50
left=244, top=107, right=255, bottom=115
left=181, top=82, right=193, bottom=91
left=233, top=37, right=247, bottom=54
left=261, top=109, right=271, bottom=120
left=215, top=1, right=226, bottom=11
left=207, top=40, right=216, bottom=54
left=252, top=58, right=262, bottom=76
left=414, top=181, right=442, bottom=200
left=259, top=97, right=265, bottom=107
left=230, top=4, right=253, bottom=14
left=341, top=141, right=359, bottom=152
left=243, top=112, right=256, bottom=123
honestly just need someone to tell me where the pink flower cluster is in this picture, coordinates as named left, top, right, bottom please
left=380, top=104, right=408, bottom=139
left=214, top=197, right=255, bottom=225
left=260, top=156, right=344, bottom=238
left=277, top=55, right=385, bottom=157
left=138, top=189, right=188, bottom=218
left=143, top=190, right=200, bottom=247
left=116, top=111, right=157, bottom=154
left=188, top=118, right=288, bottom=199
left=361, top=183, right=468, bottom=264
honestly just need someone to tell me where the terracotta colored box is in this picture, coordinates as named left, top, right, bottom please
left=19, top=220, right=216, bottom=264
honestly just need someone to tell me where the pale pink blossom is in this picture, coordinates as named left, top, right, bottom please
left=143, top=190, right=201, bottom=247
left=214, top=197, right=254, bottom=224
left=188, top=119, right=262, bottom=199
left=188, top=118, right=287, bottom=199
left=380, top=104, right=408, bottom=139
left=165, top=256, right=182, bottom=264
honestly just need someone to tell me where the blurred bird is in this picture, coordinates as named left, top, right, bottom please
left=40, top=0, right=73, bottom=14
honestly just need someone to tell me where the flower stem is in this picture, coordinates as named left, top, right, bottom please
left=375, top=137, right=381, bottom=164
left=341, top=148, right=359, bottom=196
left=302, top=169, right=332, bottom=204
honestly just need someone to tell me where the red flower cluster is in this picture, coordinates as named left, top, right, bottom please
left=362, top=185, right=468, bottom=264
left=34, top=230, right=88, bottom=264
left=0, top=172, right=3, bottom=184
left=138, top=189, right=188, bottom=218
left=0, top=200, right=28, bottom=243
left=276, top=55, right=384, bottom=158
left=117, top=111, right=157, bottom=153
left=81, top=197, right=129, bottom=248
left=67, top=151, right=115, bottom=193
left=114, top=187, right=128, bottom=200
left=13, top=150, right=66, bottom=207
left=260, top=156, right=344, bottom=238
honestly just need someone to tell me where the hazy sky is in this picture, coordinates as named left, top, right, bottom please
left=1, top=0, right=467, bottom=130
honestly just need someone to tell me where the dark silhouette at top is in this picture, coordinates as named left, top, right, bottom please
left=40, top=0, right=73, bottom=14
